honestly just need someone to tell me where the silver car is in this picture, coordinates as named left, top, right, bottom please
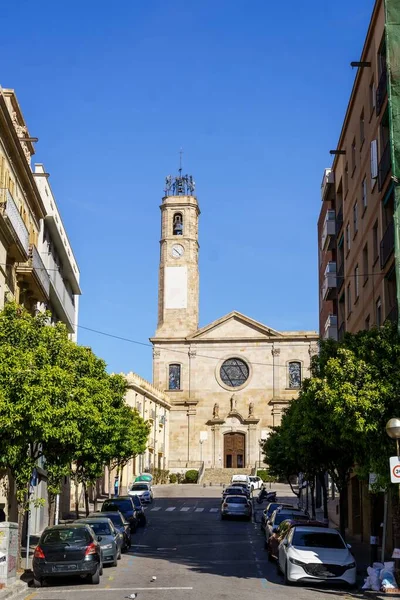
left=221, top=495, right=252, bottom=520
left=77, top=518, right=123, bottom=567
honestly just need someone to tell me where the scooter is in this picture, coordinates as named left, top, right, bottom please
left=256, top=488, right=277, bottom=504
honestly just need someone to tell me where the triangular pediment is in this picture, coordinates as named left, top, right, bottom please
left=187, top=311, right=282, bottom=340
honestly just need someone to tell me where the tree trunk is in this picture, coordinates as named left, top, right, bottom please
left=339, top=484, right=347, bottom=539
left=318, top=472, right=329, bottom=523
left=83, top=481, right=90, bottom=516
left=108, top=463, right=112, bottom=499
left=310, top=478, right=316, bottom=519
left=74, top=475, right=79, bottom=519
left=48, top=493, right=55, bottom=527
left=16, top=495, right=26, bottom=571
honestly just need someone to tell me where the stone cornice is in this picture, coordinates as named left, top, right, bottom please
left=124, top=371, right=171, bottom=409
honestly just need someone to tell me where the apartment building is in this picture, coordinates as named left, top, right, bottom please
left=318, top=0, right=398, bottom=554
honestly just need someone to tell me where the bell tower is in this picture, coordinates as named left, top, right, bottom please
left=155, top=168, right=200, bottom=338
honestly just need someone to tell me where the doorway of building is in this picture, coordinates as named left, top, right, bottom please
left=224, top=432, right=245, bottom=468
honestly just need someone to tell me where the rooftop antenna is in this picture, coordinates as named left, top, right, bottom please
left=179, top=147, right=183, bottom=177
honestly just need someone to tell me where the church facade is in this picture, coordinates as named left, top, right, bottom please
left=150, top=172, right=318, bottom=471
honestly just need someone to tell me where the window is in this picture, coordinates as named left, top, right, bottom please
left=353, top=202, right=358, bottom=234
left=344, top=162, right=349, bottom=196
left=288, top=361, right=301, bottom=389
left=347, top=283, right=352, bottom=315
left=376, top=297, right=382, bottom=327
left=363, top=244, right=369, bottom=285
left=351, top=138, right=356, bottom=173
left=362, top=177, right=367, bottom=209
left=365, top=315, right=370, bottom=331
left=168, top=364, right=181, bottom=390
left=354, top=265, right=359, bottom=299
left=220, top=358, right=249, bottom=388
left=373, top=221, right=379, bottom=262
left=173, top=213, right=183, bottom=235
left=346, top=223, right=351, bottom=252
left=369, top=79, right=376, bottom=116
left=360, top=109, right=365, bottom=146
left=371, top=140, right=378, bottom=182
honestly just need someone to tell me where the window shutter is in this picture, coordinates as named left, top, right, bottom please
left=370, top=140, right=378, bottom=180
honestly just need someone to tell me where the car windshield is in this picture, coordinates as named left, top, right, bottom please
left=103, top=500, right=132, bottom=511
left=130, top=484, right=148, bottom=491
left=226, top=496, right=247, bottom=504
left=103, top=513, right=123, bottom=525
left=292, top=531, right=346, bottom=549
left=274, top=512, right=308, bottom=525
left=84, top=522, right=112, bottom=535
left=42, top=528, right=90, bottom=545
left=226, top=487, right=244, bottom=494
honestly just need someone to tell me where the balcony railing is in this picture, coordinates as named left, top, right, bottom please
left=0, top=188, right=30, bottom=258
left=324, top=314, right=338, bottom=341
left=378, top=142, right=391, bottom=191
left=338, top=322, right=346, bottom=341
left=31, top=245, right=50, bottom=297
left=385, top=304, right=398, bottom=326
left=336, top=262, right=344, bottom=290
left=376, top=67, right=387, bottom=116
left=322, top=210, right=336, bottom=249
left=336, top=205, right=343, bottom=237
left=322, top=262, right=337, bottom=300
left=380, top=219, right=394, bottom=268
left=49, top=268, right=75, bottom=327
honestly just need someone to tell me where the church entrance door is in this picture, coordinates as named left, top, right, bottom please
left=224, top=432, right=245, bottom=468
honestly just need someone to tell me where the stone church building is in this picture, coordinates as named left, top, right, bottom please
left=150, top=171, right=318, bottom=471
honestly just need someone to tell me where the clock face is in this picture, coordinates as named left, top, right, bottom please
left=171, top=244, right=184, bottom=258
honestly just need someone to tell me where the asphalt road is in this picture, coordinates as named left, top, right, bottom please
left=19, top=485, right=359, bottom=600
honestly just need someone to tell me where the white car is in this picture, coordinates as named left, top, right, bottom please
left=248, top=476, right=263, bottom=491
left=277, top=526, right=356, bottom=587
left=128, top=482, right=153, bottom=504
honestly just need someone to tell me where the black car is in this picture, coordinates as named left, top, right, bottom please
left=101, top=497, right=139, bottom=532
left=32, top=524, right=102, bottom=587
left=226, top=482, right=251, bottom=497
left=129, top=493, right=147, bottom=526
left=222, top=486, right=248, bottom=500
left=260, top=503, right=295, bottom=531
left=264, top=509, right=309, bottom=548
left=88, top=511, right=131, bottom=551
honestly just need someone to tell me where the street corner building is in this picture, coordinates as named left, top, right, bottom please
left=150, top=170, right=318, bottom=475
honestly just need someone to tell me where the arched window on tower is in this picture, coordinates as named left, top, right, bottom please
left=288, top=361, right=302, bottom=389
left=173, top=213, right=183, bottom=235
left=168, top=364, right=181, bottom=390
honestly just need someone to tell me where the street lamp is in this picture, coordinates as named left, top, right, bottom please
left=386, top=418, right=400, bottom=456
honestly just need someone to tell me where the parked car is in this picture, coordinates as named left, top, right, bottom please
left=277, top=525, right=356, bottom=587
left=249, top=475, right=263, bottom=491
left=260, top=503, right=295, bottom=531
left=222, top=486, right=248, bottom=500
left=128, top=482, right=153, bottom=504
left=231, top=474, right=250, bottom=485
left=32, top=524, right=102, bottom=587
left=264, top=508, right=309, bottom=547
left=88, top=511, right=131, bottom=552
left=227, top=481, right=251, bottom=497
left=221, top=495, right=252, bottom=520
left=76, top=518, right=122, bottom=567
left=128, top=494, right=147, bottom=526
left=101, top=497, right=139, bottom=532
left=268, top=519, right=326, bottom=561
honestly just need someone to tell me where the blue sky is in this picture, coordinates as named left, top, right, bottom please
left=2, top=0, right=374, bottom=380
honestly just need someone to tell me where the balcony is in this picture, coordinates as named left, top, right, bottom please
left=48, top=268, right=76, bottom=332
left=321, top=210, right=336, bottom=250
left=324, top=314, right=338, bottom=341
left=0, top=188, right=30, bottom=261
left=321, top=168, right=335, bottom=201
left=337, top=262, right=344, bottom=290
left=336, top=206, right=343, bottom=237
left=148, top=438, right=155, bottom=449
left=338, top=322, right=346, bottom=341
left=376, top=68, right=387, bottom=116
left=380, top=219, right=394, bottom=269
left=378, top=142, right=391, bottom=191
left=16, top=244, right=50, bottom=302
left=158, top=443, right=165, bottom=453
left=322, top=262, right=337, bottom=300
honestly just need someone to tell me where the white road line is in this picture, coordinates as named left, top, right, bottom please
left=180, top=506, right=190, bottom=511
left=194, top=507, right=204, bottom=512
left=35, top=587, right=194, bottom=593
left=209, top=508, right=218, bottom=512
left=165, top=506, right=176, bottom=511
left=151, top=506, right=161, bottom=511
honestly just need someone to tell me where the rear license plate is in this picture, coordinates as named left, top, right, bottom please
left=53, top=564, right=77, bottom=572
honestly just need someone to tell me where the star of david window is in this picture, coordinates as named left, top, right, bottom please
left=220, top=358, right=249, bottom=388
left=288, top=361, right=301, bottom=389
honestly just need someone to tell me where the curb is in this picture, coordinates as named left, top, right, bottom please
left=0, top=580, right=28, bottom=600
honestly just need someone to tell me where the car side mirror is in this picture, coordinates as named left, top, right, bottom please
left=97, top=535, right=102, bottom=542
left=347, top=543, right=352, bottom=550
left=283, top=539, right=289, bottom=546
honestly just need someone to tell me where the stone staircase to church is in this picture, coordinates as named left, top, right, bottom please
left=202, top=468, right=252, bottom=486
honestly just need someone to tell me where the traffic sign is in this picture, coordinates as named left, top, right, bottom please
left=389, top=456, right=400, bottom=483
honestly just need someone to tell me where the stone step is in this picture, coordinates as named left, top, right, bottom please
left=202, top=467, right=252, bottom=485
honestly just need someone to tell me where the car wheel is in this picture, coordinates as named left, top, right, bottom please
left=117, top=548, right=122, bottom=560
left=100, top=564, right=103, bottom=576
left=276, top=559, right=282, bottom=575
left=90, top=566, right=100, bottom=585
left=283, top=563, right=292, bottom=586
left=33, top=576, right=42, bottom=588
left=267, top=549, right=273, bottom=562
left=112, top=554, right=118, bottom=567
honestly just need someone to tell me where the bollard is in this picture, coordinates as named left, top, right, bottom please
left=209, top=482, right=212, bottom=486
left=203, top=483, right=206, bottom=488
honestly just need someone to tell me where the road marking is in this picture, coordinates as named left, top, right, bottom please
left=34, top=587, right=194, bottom=593
left=165, top=506, right=176, bottom=511
left=180, top=506, right=190, bottom=511
left=151, top=506, right=161, bottom=511
left=210, top=508, right=218, bottom=512
left=194, top=508, right=204, bottom=512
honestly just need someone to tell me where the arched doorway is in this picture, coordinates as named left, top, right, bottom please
left=224, top=432, right=245, bottom=468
